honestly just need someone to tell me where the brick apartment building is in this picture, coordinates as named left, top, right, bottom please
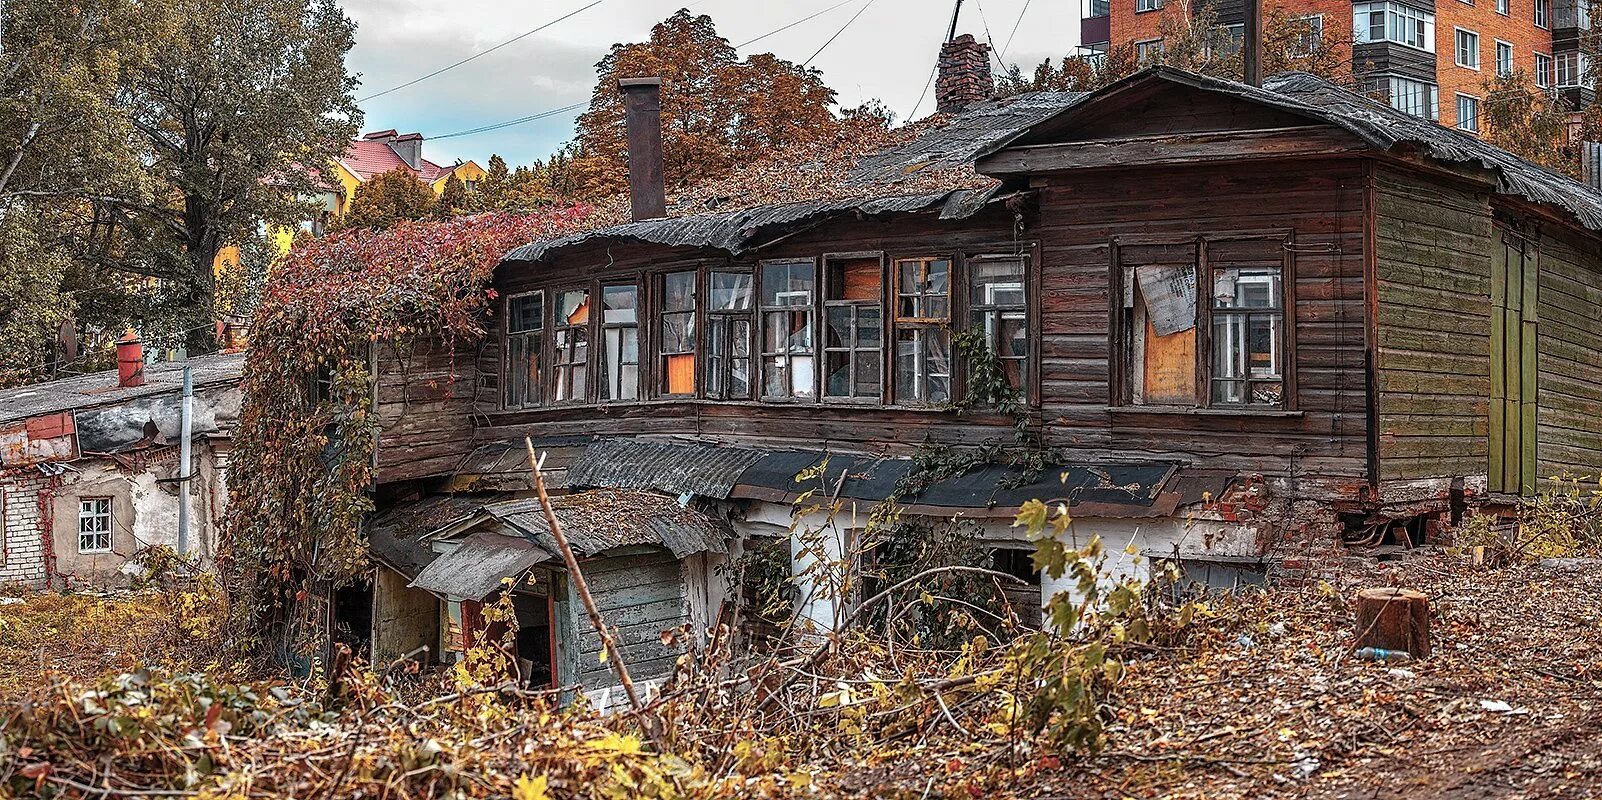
left=1080, top=0, right=1594, bottom=132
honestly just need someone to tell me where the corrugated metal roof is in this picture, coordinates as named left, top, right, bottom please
left=0, top=352, right=244, bottom=425
left=566, top=438, right=770, bottom=499
left=368, top=494, right=490, bottom=578
left=486, top=489, right=731, bottom=559
left=977, top=67, right=1602, bottom=234
left=409, top=530, right=553, bottom=600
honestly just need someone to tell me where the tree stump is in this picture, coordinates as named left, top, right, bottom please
left=1353, top=587, right=1431, bottom=658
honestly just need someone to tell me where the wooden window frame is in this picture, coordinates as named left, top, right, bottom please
left=966, top=252, right=1033, bottom=400
left=550, top=285, right=592, bottom=405
left=503, top=290, right=546, bottom=410
left=598, top=282, right=641, bottom=403
left=78, top=496, right=113, bottom=554
left=656, top=270, right=699, bottom=398
left=704, top=268, right=756, bottom=401
left=1109, top=231, right=1298, bottom=412
left=891, top=256, right=956, bottom=407
left=758, top=258, right=820, bottom=402
left=821, top=251, right=887, bottom=405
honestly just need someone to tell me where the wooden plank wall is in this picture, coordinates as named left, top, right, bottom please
left=1371, top=166, right=1495, bottom=482
left=1532, top=223, right=1602, bottom=481
left=1034, top=158, right=1371, bottom=482
left=569, top=548, right=688, bottom=688
left=374, top=335, right=480, bottom=483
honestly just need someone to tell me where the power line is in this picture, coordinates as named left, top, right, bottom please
left=358, top=0, right=609, bottom=103
left=802, top=0, right=880, bottom=68
left=429, top=101, right=589, bottom=141
left=1001, top=0, right=1033, bottom=59
left=735, top=0, right=858, bottom=49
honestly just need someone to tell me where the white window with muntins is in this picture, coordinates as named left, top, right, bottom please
left=78, top=497, right=112, bottom=554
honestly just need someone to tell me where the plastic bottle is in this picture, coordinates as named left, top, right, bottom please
left=1354, top=647, right=1413, bottom=663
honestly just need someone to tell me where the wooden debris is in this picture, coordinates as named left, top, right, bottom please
left=1353, top=587, right=1431, bottom=659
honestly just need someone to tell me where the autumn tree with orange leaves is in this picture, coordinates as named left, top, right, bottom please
left=566, top=11, right=844, bottom=198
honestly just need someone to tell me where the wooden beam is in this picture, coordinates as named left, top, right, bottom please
left=977, top=126, right=1372, bottom=175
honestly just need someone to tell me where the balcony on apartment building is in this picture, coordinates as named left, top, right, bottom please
left=1082, top=0, right=1110, bottom=51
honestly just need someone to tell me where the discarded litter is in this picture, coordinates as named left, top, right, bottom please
left=1353, top=647, right=1413, bottom=663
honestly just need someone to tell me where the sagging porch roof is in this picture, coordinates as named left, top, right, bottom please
left=564, top=437, right=1227, bottom=519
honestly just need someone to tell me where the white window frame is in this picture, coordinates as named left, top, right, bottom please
left=1456, top=94, right=1481, bottom=133
left=1294, top=13, right=1326, bottom=57
left=1535, top=52, right=1553, bottom=87
left=1386, top=76, right=1440, bottom=120
left=78, top=497, right=113, bottom=554
left=1496, top=0, right=1509, bottom=14
left=1136, top=37, right=1165, bottom=62
left=1495, top=40, right=1515, bottom=77
left=1136, top=0, right=1163, bottom=12
left=1455, top=28, right=1480, bottom=70
left=1535, top=0, right=1550, bottom=28
left=1353, top=2, right=1437, bottom=52
left=1556, top=51, right=1592, bottom=88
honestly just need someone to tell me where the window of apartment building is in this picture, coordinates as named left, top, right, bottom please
left=1210, top=24, right=1245, bottom=59
left=1292, top=14, right=1326, bottom=56
left=1556, top=51, right=1592, bottom=88
left=659, top=272, right=697, bottom=396
left=823, top=254, right=884, bottom=401
left=1117, top=238, right=1290, bottom=409
left=1136, top=38, right=1165, bottom=63
left=894, top=257, right=953, bottom=405
left=1086, top=0, right=1111, bottom=15
left=504, top=291, right=544, bottom=409
left=1535, top=0, right=1550, bottom=27
left=1457, top=94, right=1481, bottom=133
left=761, top=260, right=817, bottom=400
left=1497, top=0, right=1508, bottom=14
left=1496, top=40, right=1515, bottom=77
left=706, top=271, right=753, bottom=400
left=969, top=255, right=1030, bottom=391
left=1136, top=0, right=1163, bottom=12
left=1455, top=29, right=1480, bottom=69
left=1354, top=2, right=1436, bottom=51
left=1535, top=52, right=1553, bottom=87
left=1387, top=76, right=1440, bottom=120
left=600, top=283, right=639, bottom=401
left=78, top=497, right=112, bottom=553
left=552, top=288, right=590, bottom=402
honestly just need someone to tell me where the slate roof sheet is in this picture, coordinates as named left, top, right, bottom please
left=0, top=352, right=244, bottom=426
left=486, top=489, right=732, bottom=559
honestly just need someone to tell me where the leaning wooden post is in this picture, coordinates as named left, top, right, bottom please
left=523, top=438, right=653, bottom=725
left=1353, top=587, right=1431, bottom=659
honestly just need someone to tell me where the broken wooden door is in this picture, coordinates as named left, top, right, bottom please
left=1490, top=231, right=1538, bottom=496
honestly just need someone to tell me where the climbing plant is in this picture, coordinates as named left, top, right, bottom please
left=222, top=207, right=592, bottom=651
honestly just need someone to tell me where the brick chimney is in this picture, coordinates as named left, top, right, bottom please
left=936, top=34, right=993, bottom=115
left=618, top=77, right=667, bottom=222
left=116, top=330, right=145, bottom=388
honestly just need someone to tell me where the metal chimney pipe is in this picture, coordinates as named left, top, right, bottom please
left=618, top=77, right=667, bottom=222
left=1243, top=0, right=1263, bottom=87
left=115, top=330, right=145, bottom=388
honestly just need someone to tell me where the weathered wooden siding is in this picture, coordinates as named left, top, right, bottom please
left=1532, top=223, right=1602, bottom=481
left=374, top=335, right=480, bottom=483
left=1033, top=158, right=1371, bottom=483
left=570, top=548, right=689, bottom=689
left=1372, top=166, right=1495, bottom=482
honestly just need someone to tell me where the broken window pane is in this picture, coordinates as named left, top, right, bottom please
left=660, top=271, right=697, bottom=395
left=710, top=271, right=753, bottom=311
left=824, top=256, right=884, bottom=401
left=969, top=256, right=1029, bottom=391
left=895, top=327, right=952, bottom=404
left=601, top=284, right=638, bottom=401
left=707, top=272, right=754, bottom=400
left=1210, top=266, right=1283, bottom=406
left=554, top=289, right=589, bottom=402
left=504, top=291, right=543, bottom=408
left=761, top=261, right=816, bottom=399
left=1129, top=263, right=1197, bottom=406
left=897, top=258, right=950, bottom=320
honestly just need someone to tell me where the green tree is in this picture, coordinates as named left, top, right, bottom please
left=438, top=173, right=469, bottom=215
left=0, top=209, right=76, bottom=387
left=568, top=10, right=840, bottom=197
left=339, top=167, right=437, bottom=229
left=65, top=0, right=360, bottom=349
left=1481, top=71, right=1582, bottom=178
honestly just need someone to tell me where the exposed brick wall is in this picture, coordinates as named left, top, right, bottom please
left=1435, top=0, right=1555, bottom=131
left=937, top=34, right=994, bottom=114
left=0, top=474, right=53, bottom=587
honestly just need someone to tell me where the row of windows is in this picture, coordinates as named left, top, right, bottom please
left=1132, top=15, right=1324, bottom=66
left=502, top=254, right=1030, bottom=410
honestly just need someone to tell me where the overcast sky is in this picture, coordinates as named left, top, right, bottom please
left=340, top=0, right=1083, bottom=167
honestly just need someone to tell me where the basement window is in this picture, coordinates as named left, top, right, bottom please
left=894, top=257, right=953, bottom=405
left=969, top=255, right=1030, bottom=391
left=823, top=254, right=884, bottom=401
left=660, top=271, right=698, bottom=396
left=706, top=271, right=754, bottom=400
left=761, top=260, right=817, bottom=399
left=600, top=284, right=639, bottom=401
left=553, top=289, right=589, bottom=403
left=78, top=497, right=113, bottom=553
left=504, top=291, right=543, bottom=409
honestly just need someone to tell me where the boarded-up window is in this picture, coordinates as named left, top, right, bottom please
left=660, top=272, right=697, bottom=396
left=1126, top=258, right=1198, bottom=406
left=706, top=271, right=754, bottom=400
left=553, top=289, right=589, bottom=402
left=600, top=284, right=639, bottom=401
left=761, top=260, right=817, bottom=399
left=504, top=291, right=543, bottom=409
left=824, top=255, right=884, bottom=401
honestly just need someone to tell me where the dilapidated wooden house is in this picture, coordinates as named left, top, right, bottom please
left=343, top=66, right=1602, bottom=699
